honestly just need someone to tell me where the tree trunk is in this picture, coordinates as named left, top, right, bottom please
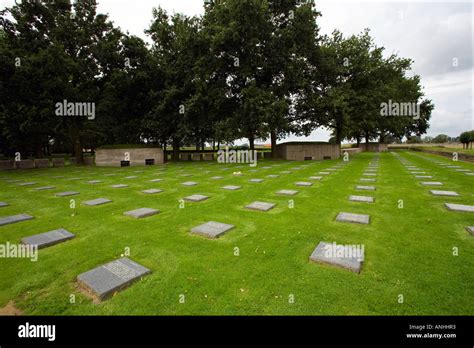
left=365, top=132, right=370, bottom=151
left=172, top=137, right=180, bottom=161
left=356, top=136, right=361, bottom=147
left=74, top=139, right=83, bottom=164
left=248, top=136, right=255, bottom=152
left=271, top=130, right=278, bottom=159
left=35, top=143, right=43, bottom=158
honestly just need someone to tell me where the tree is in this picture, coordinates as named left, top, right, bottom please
left=431, top=134, right=449, bottom=144
left=459, top=131, right=473, bottom=149
left=144, top=9, right=204, bottom=160
left=0, top=0, right=126, bottom=163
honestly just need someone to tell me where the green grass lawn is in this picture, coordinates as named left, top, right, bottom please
left=0, top=151, right=473, bottom=315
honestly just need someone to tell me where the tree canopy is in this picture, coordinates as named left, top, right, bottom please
left=0, top=0, right=434, bottom=160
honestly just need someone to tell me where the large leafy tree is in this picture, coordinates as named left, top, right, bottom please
left=0, top=0, right=126, bottom=162
left=144, top=9, right=204, bottom=159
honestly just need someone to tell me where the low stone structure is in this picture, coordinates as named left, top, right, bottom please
left=276, top=142, right=340, bottom=161
left=35, top=159, right=50, bottom=168
left=0, top=160, right=15, bottom=171
left=15, top=160, right=35, bottom=169
left=180, top=153, right=191, bottom=161
left=361, top=143, right=388, bottom=152
left=52, top=158, right=65, bottom=167
left=84, top=157, right=94, bottom=166
left=95, top=148, right=164, bottom=167
left=203, top=153, right=213, bottom=161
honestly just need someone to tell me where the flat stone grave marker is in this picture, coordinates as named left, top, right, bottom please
left=262, top=166, right=272, bottom=169
left=444, top=203, right=474, bottom=212
left=447, top=166, right=461, bottom=169
left=309, top=241, right=364, bottom=273
left=465, top=173, right=474, bottom=176
left=182, top=181, right=198, bottom=186
left=77, top=257, right=151, bottom=301
left=249, top=179, right=264, bottom=183
left=87, top=180, right=102, bottom=184
left=363, top=173, right=377, bottom=176
left=267, top=175, right=279, bottom=178
left=415, top=176, right=432, bottom=179
left=21, top=228, right=75, bottom=249
left=191, top=221, right=235, bottom=239
left=34, top=186, right=56, bottom=191
left=223, top=185, right=241, bottom=191
left=180, top=174, right=192, bottom=177
left=360, top=178, right=376, bottom=182
left=336, top=212, right=370, bottom=224
left=309, top=176, right=322, bottom=180
left=124, top=208, right=159, bottom=219
left=18, top=182, right=37, bottom=186
left=327, top=168, right=338, bottom=171
left=111, top=184, right=129, bottom=189
left=0, top=202, right=8, bottom=207
left=280, top=171, right=291, bottom=174
left=125, top=176, right=138, bottom=179
left=104, top=174, right=117, bottom=177
left=349, top=195, right=374, bottom=203
left=0, top=214, right=34, bottom=227
left=56, top=191, right=80, bottom=197
left=466, top=226, right=474, bottom=235
left=276, top=190, right=298, bottom=196
left=211, top=176, right=223, bottom=180
left=421, top=182, right=443, bottom=186
left=455, top=169, right=471, bottom=172
left=295, top=182, right=313, bottom=187
left=411, top=172, right=426, bottom=174
left=150, top=179, right=162, bottom=183
left=356, top=185, right=376, bottom=191
left=184, top=194, right=209, bottom=202
left=245, top=201, right=276, bottom=212
left=319, top=172, right=331, bottom=175
left=430, top=190, right=459, bottom=197
left=142, top=189, right=163, bottom=194
left=83, top=198, right=112, bottom=206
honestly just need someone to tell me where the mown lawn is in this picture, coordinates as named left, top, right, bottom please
left=0, top=151, right=473, bottom=315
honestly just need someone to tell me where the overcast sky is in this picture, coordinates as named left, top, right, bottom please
left=1, top=0, right=472, bottom=142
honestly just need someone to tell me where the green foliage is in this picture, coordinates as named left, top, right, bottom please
left=0, top=1, right=434, bottom=159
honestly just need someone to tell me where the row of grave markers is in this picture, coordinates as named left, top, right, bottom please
left=1, top=159, right=371, bottom=301
left=2, top=152, right=471, bottom=301
left=392, top=152, right=474, bottom=234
